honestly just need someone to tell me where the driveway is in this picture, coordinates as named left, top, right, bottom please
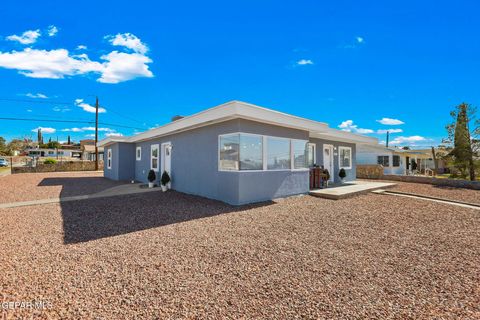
left=0, top=184, right=478, bottom=319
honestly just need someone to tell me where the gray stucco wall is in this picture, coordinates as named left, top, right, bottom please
left=132, top=119, right=310, bottom=205
left=309, top=138, right=357, bottom=183
left=103, top=142, right=136, bottom=181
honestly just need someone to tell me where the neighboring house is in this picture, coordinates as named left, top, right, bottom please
left=357, top=144, right=434, bottom=175
left=26, top=148, right=82, bottom=158
left=80, top=140, right=104, bottom=161
left=98, top=101, right=377, bottom=205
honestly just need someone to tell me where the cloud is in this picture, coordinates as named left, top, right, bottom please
left=342, top=36, right=366, bottom=49
left=75, top=99, right=106, bottom=113
left=47, top=25, right=58, bottom=37
left=76, top=45, right=87, bottom=50
left=390, top=135, right=426, bottom=145
left=376, top=117, right=405, bottom=125
left=377, top=128, right=403, bottom=134
left=356, top=36, right=364, bottom=43
left=6, top=29, right=41, bottom=44
left=61, top=127, right=83, bottom=132
left=296, top=59, right=313, bottom=66
left=52, top=106, right=71, bottom=112
left=85, top=134, right=95, bottom=138
left=62, top=127, right=115, bottom=132
left=25, top=92, right=48, bottom=99
left=107, top=33, right=148, bottom=54
left=105, top=132, right=123, bottom=137
left=26, top=109, right=32, bottom=112
left=338, top=120, right=373, bottom=134
left=31, top=126, right=56, bottom=134
left=0, top=33, right=153, bottom=83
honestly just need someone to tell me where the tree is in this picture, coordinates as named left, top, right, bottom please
left=67, top=135, right=71, bottom=145
left=46, top=141, right=61, bottom=149
left=0, top=137, right=7, bottom=155
left=7, top=139, right=25, bottom=155
left=446, top=103, right=479, bottom=181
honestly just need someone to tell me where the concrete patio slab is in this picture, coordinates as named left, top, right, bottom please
left=309, top=180, right=397, bottom=200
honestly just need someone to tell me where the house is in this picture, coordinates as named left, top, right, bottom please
left=26, top=148, right=83, bottom=158
left=357, top=144, right=434, bottom=175
left=98, top=101, right=377, bottom=205
left=80, top=139, right=104, bottom=161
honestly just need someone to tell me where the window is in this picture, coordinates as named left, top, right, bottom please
left=339, top=146, right=352, bottom=169
left=292, top=140, right=308, bottom=169
left=392, top=155, right=400, bottom=167
left=107, top=149, right=112, bottom=169
left=151, top=144, right=159, bottom=171
left=239, top=135, right=263, bottom=170
left=219, top=134, right=240, bottom=171
left=267, top=137, right=290, bottom=170
left=48, top=151, right=54, bottom=155
left=307, top=143, right=316, bottom=167
left=377, top=155, right=390, bottom=167
left=136, top=146, right=142, bottom=161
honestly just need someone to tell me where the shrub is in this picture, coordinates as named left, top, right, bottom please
left=322, top=169, right=330, bottom=181
left=339, top=168, right=346, bottom=179
left=161, top=171, right=171, bottom=186
left=147, top=169, right=156, bottom=183
left=44, top=158, right=57, bottom=164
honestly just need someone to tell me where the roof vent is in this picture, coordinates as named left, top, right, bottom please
left=171, top=115, right=184, bottom=122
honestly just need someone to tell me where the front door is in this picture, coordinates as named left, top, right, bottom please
left=161, top=142, right=172, bottom=180
left=323, top=144, right=334, bottom=182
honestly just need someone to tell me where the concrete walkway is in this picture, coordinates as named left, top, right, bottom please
left=0, top=183, right=163, bottom=209
left=309, top=180, right=397, bottom=200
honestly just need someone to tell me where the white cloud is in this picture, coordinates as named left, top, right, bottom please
left=390, top=135, right=426, bottom=145
left=85, top=134, right=95, bottom=138
left=377, top=128, right=403, bottom=134
left=107, top=33, right=148, bottom=54
left=296, top=59, right=314, bottom=66
left=31, top=126, right=56, bottom=134
left=63, top=127, right=115, bottom=132
left=98, top=51, right=153, bottom=83
left=106, top=132, right=123, bottom=137
left=75, top=99, right=106, bottom=113
left=6, top=29, right=41, bottom=44
left=76, top=45, right=87, bottom=50
left=338, top=120, right=373, bottom=134
left=53, top=106, right=71, bottom=112
left=25, top=92, right=48, bottom=99
left=26, top=109, right=33, bottom=112
left=377, top=117, right=404, bottom=125
left=356, top=36, right=364, bottom=43
left=47, top=25, right=58, bottom=37
left=61, top=127, right=83, bottom=132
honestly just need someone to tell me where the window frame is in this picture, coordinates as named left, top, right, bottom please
left=151, top=144, right=159, bottom=172
left=107, top=148, right=112, bottom=170
left=136, top=146, right=142, bottom=161
left=218, top=132, right=309, bottom=172
left=377, top=155, right=390, bottom=167
left=338, top=146, right=352, bottom=170
left=307, top=143, right=316, bottom=167
left=392, top=155, right=400, bottom=167
left=291, top=139, right=309, bottom=170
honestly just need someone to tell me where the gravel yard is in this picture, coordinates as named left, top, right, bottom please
left=0, top=171, right=123, bottom=204
left=385, top=180, right=480, bottom=205
left=1, top=187, right=479, bottom=319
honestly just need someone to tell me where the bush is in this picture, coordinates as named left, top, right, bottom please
left=339, top=168, right=346, bottom=179
left=43, top=158, right=57, bottom=164
left=147, top=170, right=156, bottom=183
left=322, top=169, right=330, bottom=181
left=161, top=171, right=171, bottom=186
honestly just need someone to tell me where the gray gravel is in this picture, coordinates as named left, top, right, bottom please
left=1, top=189, right=479, bottom=319
left=0, top=171, right=123, bottom=204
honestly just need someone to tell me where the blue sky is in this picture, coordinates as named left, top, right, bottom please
left=0, top=0, right=478, bottom=147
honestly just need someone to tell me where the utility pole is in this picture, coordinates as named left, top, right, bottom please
left=95, top=96, right=99, bottom=171
left=386, top=131, right=390, bottom=148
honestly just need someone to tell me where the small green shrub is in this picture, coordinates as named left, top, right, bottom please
left=44, top=158, right=57, bottom=164
left=161, top=171, right=171, bottom=186
left=147, top=170, right=156, bottom=182
left=339, top=168, right=346, bottom=179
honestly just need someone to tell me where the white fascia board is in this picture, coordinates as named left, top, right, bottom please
left=311, top=128, right=379, bottom=145
left=97, top=137, right=128, bottom=147
left=128, top=101, right=330, bottom=143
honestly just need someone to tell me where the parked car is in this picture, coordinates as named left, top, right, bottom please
left=0, top=158, right=10, bottom=167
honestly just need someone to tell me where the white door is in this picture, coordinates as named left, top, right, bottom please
left=323, top=144, right=334, bottom=182
left=161, top=142, right=172, bottom=176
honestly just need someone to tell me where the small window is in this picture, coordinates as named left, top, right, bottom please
left=136, top=146, right=142, bottom=161
left=292, top=140, right=309, bottom=169
left=339, top=146, right=352, bottom=169
left=377, top=155, right=390, bottom=167
left=392, top=155, right=400, bottom=167
left=151, top=144, right=159, bottom=171
left=307, top=143, right=316, bottom=167
left=267, top=137, right=290, bottom=170
left=107, top=149, right=112, bottom=169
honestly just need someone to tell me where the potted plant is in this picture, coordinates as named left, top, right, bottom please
left=147, top=169, right=156, bottom=188
left=322, top=169, right=330, bottom=188
left=161, top=171, right=171, bottom=192
left=339, top=168, right=346, bottom=183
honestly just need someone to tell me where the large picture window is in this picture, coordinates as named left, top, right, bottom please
left=219, top=134, right=263, bottom=171
left=339, top=146, right=352, bottom=169
left=151, top=144, right=159, bottom=171
left=267, top=137, right=290, bottom=170
left=292, top=140, right=308, bottom=169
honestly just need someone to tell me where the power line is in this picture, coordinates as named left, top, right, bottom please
left=0, top=117, right=145, bottom=130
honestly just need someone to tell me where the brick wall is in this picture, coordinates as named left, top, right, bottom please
left=356, top=165, right=384, bottom=179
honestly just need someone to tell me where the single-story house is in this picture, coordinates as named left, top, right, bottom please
left=26, top=148, right=82, bottom=158
left=357, top=144, right=434, bottom=175
left=80, top=140, right=104, bottom=161
left=98, top=101, right=377, bottom=205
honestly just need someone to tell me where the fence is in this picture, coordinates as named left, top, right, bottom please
left=12, top=160, right=104, bottom=174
